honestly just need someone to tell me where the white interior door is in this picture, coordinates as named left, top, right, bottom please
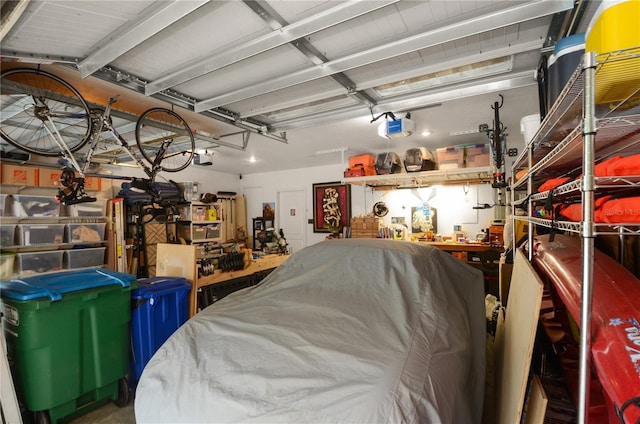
left=277, top=189, right=306, bottom=254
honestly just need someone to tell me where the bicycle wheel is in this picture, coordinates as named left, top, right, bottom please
left=0, top=68, right=92, bottom=156
left=135, top=108, right=194, bottom=172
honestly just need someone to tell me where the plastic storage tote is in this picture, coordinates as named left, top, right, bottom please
left=0, top=269, right=136, bottom=424
left=130, top=276, right=191, bottom=389
left=10, top=194, right=60, bottom=217
left=586, top=0, right=640, bottom=105
left=547, top=33, right=585, bottom=110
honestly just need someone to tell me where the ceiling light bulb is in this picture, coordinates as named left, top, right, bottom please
left=421, top=130, right=431, bottom=137
left=249, top=156, right=256, bottom=163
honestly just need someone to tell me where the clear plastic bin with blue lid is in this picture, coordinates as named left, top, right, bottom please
left=0, top=269, right=137, bottom=423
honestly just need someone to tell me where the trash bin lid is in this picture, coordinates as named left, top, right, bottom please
left=132, top=276, right=191, bottom=300
left=0, top=269, right=135, bottom=302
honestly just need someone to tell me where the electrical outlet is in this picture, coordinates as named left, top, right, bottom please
left=507, top=148, right=518, bottom=157
left=478, top=123, right=489, bottom=132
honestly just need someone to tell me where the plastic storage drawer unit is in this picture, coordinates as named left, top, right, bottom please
left=130, top=276, right=191, bottom=389
left=0, top=269, right=136, bottom=424
left=10, top=195, right=60, bottom=217
left=0, top=193, right=6, bottom=216
left=0, top=224, right=15, bottom=246
left=64, top=247, right=106, bottom=269
left=18, top=223, right=65, bottom=245
left=65, top=223, right=106, bottom=243
left=68, top=198, right=107, bottom=217
left=16, top=250, right=64, bottom=275
left=0, top=253, right=15, bottom=279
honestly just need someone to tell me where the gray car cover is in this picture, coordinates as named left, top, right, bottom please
left=135, top=239, right=486, bottom=423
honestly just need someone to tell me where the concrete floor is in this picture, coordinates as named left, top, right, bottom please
left=68, top=400, right=135, bottom=424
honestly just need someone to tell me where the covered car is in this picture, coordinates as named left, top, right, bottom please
left=135, top=239, right=486, bottom=423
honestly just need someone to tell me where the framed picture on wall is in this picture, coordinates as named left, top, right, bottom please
left=312, top=182, right=351, bottom=233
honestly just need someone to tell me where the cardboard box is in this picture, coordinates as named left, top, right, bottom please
left=38, top=168, right=63, bottom=188
left=465, top=144, right=491, bottom=168
left=1, top=164, right=38, bottom=186
left=436, top=146, right=465, bottom=170
left=350, top=217, right=379, bottom=238
left=83, top=176, right=101, bottom=191
left=490, top=225, right=504, bottom=247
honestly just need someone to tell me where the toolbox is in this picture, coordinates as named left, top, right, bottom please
left=344, top=165, right=376, bottom=177
left=348, top=154, right=376, bottom=169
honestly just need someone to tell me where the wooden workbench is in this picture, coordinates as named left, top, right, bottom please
left=420, top=241, right=503, bottom=253
left=420, top=241, right=504, bottom=295
left=155, top=243, right=289, bottom=317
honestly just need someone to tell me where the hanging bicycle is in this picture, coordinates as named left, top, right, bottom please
left=0, top=67, right=195, bottom=204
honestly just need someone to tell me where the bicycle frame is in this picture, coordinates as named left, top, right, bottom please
left=52, top=95, right=166, bottom=182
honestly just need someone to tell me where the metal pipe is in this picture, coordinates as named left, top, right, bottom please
left=577, top=51, right=596, bottom=424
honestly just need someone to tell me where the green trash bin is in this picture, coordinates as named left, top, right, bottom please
left=1, top=269, right=136, bottom=423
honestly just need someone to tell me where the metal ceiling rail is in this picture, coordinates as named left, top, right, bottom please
left=144, top=0, right=399, bottom=96
left=270, top=71, right=535, bottom=132
left=241, top=38, right=543, bottom=120
left=81, top=65, right=288, bottom=145
left=242, top=0, right=378, bottom=112
left=195, top=0, right=574, bottom=112
left=78, top=1, right=210, bottom=78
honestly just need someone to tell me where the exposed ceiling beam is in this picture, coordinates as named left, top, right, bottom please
left=240, top=38, right=543, bottom=119
left=144, top=0, right=398, bottom=95
left=78, top=0, right=209, bottom=78
left=79, top=64, right=287, bottom=144
left=242, top=0, right=377, bottom=114
left=0, top=0, right=30, bottom=42
left=269, top=71, right=536, bottom=132
left=195, top=0, right=573, bottom=112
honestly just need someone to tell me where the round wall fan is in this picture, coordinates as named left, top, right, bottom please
left=373, top=201, right=389, bottom=217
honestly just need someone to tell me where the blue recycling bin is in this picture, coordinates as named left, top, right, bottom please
left=130, top=276, right=191, bottom=389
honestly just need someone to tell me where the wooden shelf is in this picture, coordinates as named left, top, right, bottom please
left=342, top=166, right=493, bottom=189
left=156, top=243, right=289, bottom=317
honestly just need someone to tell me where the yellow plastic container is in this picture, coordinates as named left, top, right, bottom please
left=586, top=0, right=640, bottom=105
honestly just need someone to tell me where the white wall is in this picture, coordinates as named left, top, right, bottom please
left=92, top=159, right=502, bottom=248
left=240, top=164, right=346, bottom=247
left=241, top=164, right=500, bottom=248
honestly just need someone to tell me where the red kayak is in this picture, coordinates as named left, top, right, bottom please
left=531, top=234, right=640, bottom=423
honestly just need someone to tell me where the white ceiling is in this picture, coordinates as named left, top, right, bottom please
left=1, top=0, right=595, bottom=176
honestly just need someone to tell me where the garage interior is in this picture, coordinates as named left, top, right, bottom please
left=1, top=0, right=639, bottom=423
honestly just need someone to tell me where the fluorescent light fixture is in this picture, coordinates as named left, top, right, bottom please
left=373, top=56, right=513, bottom=98
left=265, top=96, right=359, bottom=121
left=315, top=147, right=349, bottom=156
left=449, top=129, right=479, bottom=136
